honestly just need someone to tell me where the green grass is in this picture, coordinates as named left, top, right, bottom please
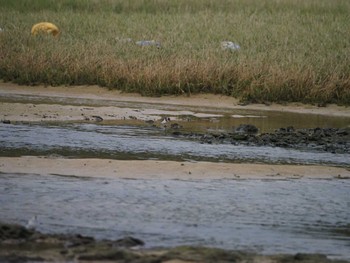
left=0, top=0, right=349, bottom=105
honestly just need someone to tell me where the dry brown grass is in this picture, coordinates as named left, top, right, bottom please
left=0, top=0, right=349, bottom=105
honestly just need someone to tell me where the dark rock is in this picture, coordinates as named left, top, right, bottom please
left=172, top=131, right=182, bottom=136
left=114, top=236, right=145, bottom=247
left=170, top=123, right=182, bottom=129
left=201, top=134, right=214, bottom=144
left=234, top=124, right=259, bottom=134
left=247, top=136, right=257, bottom=143
left=161, top=246, right=245, bottom=263
left=0, top=222, right=34, bottom=241
left=64, top=234, right=95, bottom=248
left=276, top=126, right=295, bottom=133
left=317, top=102, right=327, bottom=107
left=230, top=134, right=248, bottom=140
left=336, top=129, right=349, bottom=136
left=0, top=255, right=44, bottom=262
left=297, top=130, right=308, bottom=136
left=78, top=249, right=137, bottom=261
left=294, top=253, right=328, bottom=261
left=92, top=115, right=103, bottom=122
left=1, top=120, right=11, bottom=124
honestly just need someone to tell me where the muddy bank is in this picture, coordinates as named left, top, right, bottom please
left=0, top=222, right=348, bottom=263
left=0, top=83, right=350, bottom=126
left=175, top=125, right=350, bottom=154
left=0, top=83, right=345, bottom=117
left=1, top=84, right=349, bottom=156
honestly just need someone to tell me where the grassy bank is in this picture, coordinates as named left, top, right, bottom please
left=0, top=0, right=349, bottom=105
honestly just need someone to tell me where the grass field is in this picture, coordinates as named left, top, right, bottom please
left=0, top=0, right=349, bottom=105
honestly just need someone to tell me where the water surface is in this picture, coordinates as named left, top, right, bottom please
left=1, top=92, right=349, bottom=133
left=0, top=173, right=349, bottom=259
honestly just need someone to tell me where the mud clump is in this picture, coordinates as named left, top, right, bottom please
left=0, top=222, right=144, bottom=262
left=0, top=222, right=34, bottom=240
left=0, top=222, right=348, bottom=263
left=115, top=236, right=145, bottom=247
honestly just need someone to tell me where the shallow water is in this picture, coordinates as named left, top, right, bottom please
left=1, top=123, right=349, bottom=166
left=1, top=92, right=350, bottom=133
left=0, top=173, right=349, bottom=259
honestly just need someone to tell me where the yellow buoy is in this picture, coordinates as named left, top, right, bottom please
left=31, top=22, right=60, bottom=37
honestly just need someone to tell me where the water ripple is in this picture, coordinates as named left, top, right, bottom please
left=0, top=174, right=349, bottom=259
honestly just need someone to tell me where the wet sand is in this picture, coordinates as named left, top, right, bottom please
left=1, top=156, right=349, bottom=180
left=1, top=83, right=350, bottom=124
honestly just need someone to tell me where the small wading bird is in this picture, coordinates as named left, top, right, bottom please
left=31, top=22, right=60, bottom=37
left=25, top=215, right=38, bottom=230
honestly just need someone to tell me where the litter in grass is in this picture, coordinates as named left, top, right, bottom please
left=135, top=40, right=161, bottom=48
left=221, top=41, right=240, bottom=51
left=115, top=38, right=161, bottom=48
left=115, top=37, right=133, bottom=43
left=31, top=22, right=60, bottom=37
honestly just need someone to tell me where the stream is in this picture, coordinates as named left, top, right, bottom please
left=0, top=122, right=349, bottom=166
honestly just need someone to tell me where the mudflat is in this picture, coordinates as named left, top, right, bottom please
left=1, top=83, right=350, bottom=262
left=1, top=83, right=350, bottom=123
left=1, top=82, right=349, bottom=179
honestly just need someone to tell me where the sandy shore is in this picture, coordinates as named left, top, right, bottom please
left=1, top=82, right=349, bottom=180
left=1, top=156, right=349, bottom=180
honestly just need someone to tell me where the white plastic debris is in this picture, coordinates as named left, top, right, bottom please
left=135, top=40, right=161, bottom=48
left=115, top=37, right=133, bottom=43
left=221, top=41, right=240, bottom=51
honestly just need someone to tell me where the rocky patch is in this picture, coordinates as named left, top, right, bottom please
left=0, top=222, right=348, bottom=263
left=172, top=126, right=350, bottom=154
